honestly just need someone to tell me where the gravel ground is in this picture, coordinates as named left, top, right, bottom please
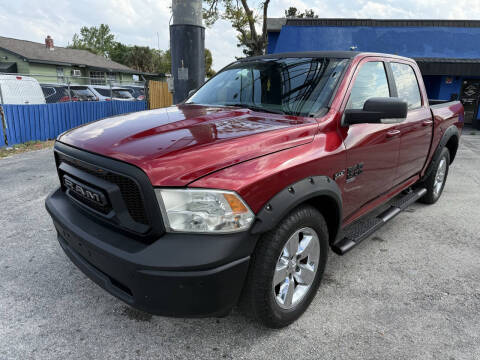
left=1, top=133, right=479, bottom=360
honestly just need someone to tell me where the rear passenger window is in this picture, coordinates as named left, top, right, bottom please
left=42, top=88, right=55, bottom=97
left=347, top=62, right=390, bottom=109
left=95, top=88, right=111, bottom=97
left=390, top=63, right=422, bottom=109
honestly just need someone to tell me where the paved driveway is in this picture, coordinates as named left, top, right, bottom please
left=1, top=133, right=480, bottom=360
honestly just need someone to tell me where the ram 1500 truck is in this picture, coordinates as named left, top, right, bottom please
left=45, top=51, right=464, bottom=328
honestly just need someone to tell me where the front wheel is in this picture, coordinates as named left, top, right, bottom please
left=240, top=205, right=328, bottom=328
left=419, top=147, right=450, bottom=204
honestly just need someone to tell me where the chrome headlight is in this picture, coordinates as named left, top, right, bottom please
left=155, top=189, right=255, bottom=233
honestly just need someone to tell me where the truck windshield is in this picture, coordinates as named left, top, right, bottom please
left=187, top=57, right=349, bottom=116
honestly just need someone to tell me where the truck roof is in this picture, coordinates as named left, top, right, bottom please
left=240, top=51, right=414, bottom=62
left=0, top=74, right=39, bottom=81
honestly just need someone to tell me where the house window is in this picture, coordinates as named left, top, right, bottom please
left=107, top=72, right=116, bottom=83
left=56, top=67, right=64, bottom=83
left=90, top=71, right=105, bottom=85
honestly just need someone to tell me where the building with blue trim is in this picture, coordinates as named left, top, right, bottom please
left=267, top=18, right=480, bottom=128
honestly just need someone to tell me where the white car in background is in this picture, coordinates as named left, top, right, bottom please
left=0, top=75, right=46, bottom=105
left=78, top=85, right=136, bottom=101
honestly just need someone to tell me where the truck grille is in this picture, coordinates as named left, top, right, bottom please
left=57, top=153, right=149, bottom=226
left=69, top=190, right=110, bottom=215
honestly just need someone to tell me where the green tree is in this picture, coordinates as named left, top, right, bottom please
left=69, top=24, right=116, bottom=57
left=109, top=42, right=129, bottom=64
left=205, top=49, right=216, bottom=77
left=203, top=0, right=270, bottom=57
left=157, top=49, right=171, bottom=74
left=285, top=7, right=318, bottom=19
left=111, top=45, right=167, bottom=73
left=70, top=24, right=215, bottom=76
left=125, top=46, right=156, bottom=73
left=303, top=9, right=318, bottom=18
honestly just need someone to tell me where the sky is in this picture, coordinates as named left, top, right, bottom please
left=1, top=0, right=480, bottom=71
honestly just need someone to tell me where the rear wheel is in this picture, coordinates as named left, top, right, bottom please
left=419, top=147, right=450, bottom=204
left=241, top=205, right=328, bottom=328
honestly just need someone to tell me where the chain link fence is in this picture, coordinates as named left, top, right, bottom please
left=0, top=71, right=176, bottom=147
left=0, top=72, right=155, bottom=147
left=0, top=72, right=147, bottom=105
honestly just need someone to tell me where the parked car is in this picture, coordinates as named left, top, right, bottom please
left=77, top=85, right=110, bottom=101
left=83, top=85, right=135, bottom=101
left=41, top=84, right=76, bottom=103
left=46, top=51, right=464, bottom=328
left=42, top=84, right=98, bottom=103
left=111, top=87, right=136, bottom=101
left=123, top=85, right=146, bottom=101
left=68, top=86, right=98, bottom=102
left=0, top=75, right=45, bottom=104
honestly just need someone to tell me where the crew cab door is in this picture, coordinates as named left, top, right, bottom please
left=387, top=61, right=433, bottom=182
left=339, top=59, right=401, bottom=219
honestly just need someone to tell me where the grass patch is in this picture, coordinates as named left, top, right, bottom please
left=0, top=140, right=54, bottom=158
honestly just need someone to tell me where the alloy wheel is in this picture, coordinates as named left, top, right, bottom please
left=433, top=157, right=447, bottom=198
left=272, top=227, right=320, bottom=310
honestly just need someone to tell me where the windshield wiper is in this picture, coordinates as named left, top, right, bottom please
left=222, top=103, right=285, bottom=115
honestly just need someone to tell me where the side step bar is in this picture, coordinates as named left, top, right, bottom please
left=332, top=187, right=427, bottom=255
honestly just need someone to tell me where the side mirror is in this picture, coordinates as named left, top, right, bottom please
left=343, top=97, right=408, bottom=125
left=188, top=89, right=197, bottom=98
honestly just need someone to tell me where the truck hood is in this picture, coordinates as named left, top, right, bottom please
left=58, top=104, right=318, bottom=186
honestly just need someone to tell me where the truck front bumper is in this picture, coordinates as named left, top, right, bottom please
left=45, top=189, right=257, bottom=317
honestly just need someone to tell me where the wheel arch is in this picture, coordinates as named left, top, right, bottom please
left=251, top=176, right=342, bottom=245
left=423, top=125, right=460, bottom=180
left=445, top=133, right=459, bottom=164
left=304, top=194, right=341, bottom=245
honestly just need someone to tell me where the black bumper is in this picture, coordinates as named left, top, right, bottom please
left=46, top=189, right=258, bottom=317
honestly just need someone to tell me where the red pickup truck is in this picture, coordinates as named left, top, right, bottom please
left=46, top=51, right=463, bottom=328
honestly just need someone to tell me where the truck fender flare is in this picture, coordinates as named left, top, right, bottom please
left=422, top=125, right=459, bottom=180
left=250, top=176, right=342, bottom=239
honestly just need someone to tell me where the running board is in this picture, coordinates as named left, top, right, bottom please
left=332, top=187, right=427, bottom=255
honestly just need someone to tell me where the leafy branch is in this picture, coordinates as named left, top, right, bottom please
left=203, top=0, right=270, bottom=57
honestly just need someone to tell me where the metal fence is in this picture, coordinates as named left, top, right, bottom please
left=0, top=72, right=148, bottom=105
left=0, top=72, right=178, bottom=147
left=1, top=100, right=147, bottom=146
left=0, top=72, right=152, bottom=147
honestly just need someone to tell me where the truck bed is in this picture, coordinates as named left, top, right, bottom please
left=429, top=100, right=463, bottom=123
left=426, top=100, right=464, bottom=168
left=429, top=99, right=461, bottom=108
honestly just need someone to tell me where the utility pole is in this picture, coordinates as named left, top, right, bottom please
left=170, top=0, right=205, bottom=104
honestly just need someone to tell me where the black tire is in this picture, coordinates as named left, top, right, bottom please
left=419, top=147, right=450, bottom=204
left=240, top=205, right=329, bottom=328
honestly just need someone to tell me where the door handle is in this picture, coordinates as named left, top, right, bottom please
left=422, top=120, right=433, bottom=126
left=386, top=129, right=401, bottom=138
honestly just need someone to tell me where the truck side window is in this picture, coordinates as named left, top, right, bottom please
left=390, top=63, right=422, bottom=109
left=347, top=62, right=390, bottom=110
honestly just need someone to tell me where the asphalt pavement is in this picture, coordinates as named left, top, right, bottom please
left=1, top=132, right=479, bottom=360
